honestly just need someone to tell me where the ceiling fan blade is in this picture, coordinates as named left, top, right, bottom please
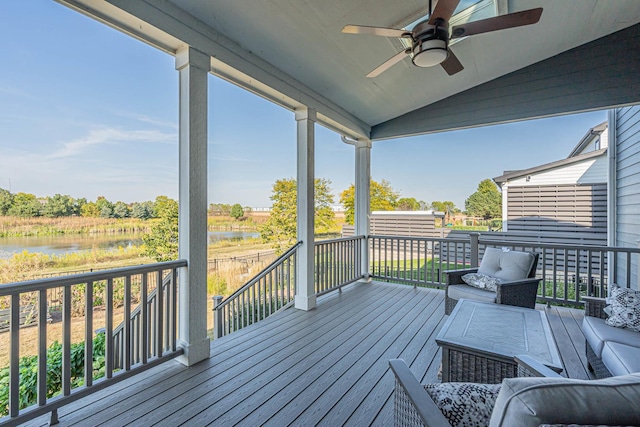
left=428, top=0, right=462, bottom=25
left=367, top=49, right=410, bottom=78
left=450, top=8, right=543, bottom=39
left=441, top=50, right=464, bottom=75
left=342, top=25, right=410, bottom=38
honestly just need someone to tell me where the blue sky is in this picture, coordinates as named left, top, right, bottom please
left=0, top=1, right=608, bottom=210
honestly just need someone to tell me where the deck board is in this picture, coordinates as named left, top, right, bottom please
left=23, top=281, right=592, bottom=427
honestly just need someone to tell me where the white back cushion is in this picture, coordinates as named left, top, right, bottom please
left=477, top=248, right=535, bottom=282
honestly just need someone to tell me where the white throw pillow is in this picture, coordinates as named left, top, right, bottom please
left=462, top=272, right=502, bottom=292
left=605, top=285, right=640, bottom=332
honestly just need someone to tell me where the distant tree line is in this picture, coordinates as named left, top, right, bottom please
left=0, top=188, right=173, bottom=220
left=208, top=203, right=249, bottom=219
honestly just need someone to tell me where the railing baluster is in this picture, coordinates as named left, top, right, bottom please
left=106, top=278, right=114, bottom=378
left=124, top=276, right=131, bottom=371
left=171, top=269, right=178, bottom=351
left=84, top=281, right=94, bottom=387
left=155, top=271, right=164, bottom=358
left=38, top=289, right=48, bottom=405
left=9, top=294, right=20, bottom=417
left=63, top=284, right=72, bottom=396
left=141, top=273, right=148, bottom=364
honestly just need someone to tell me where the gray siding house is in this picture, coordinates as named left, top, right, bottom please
left=610, top=105, right=640, bottom=287
left=494, top=122, right=608, bottom=245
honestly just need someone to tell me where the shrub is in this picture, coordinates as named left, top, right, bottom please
left=0, top=333, right=106, bottom=417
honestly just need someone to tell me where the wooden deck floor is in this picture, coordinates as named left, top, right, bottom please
left=25, top=281, right=591, bottom=427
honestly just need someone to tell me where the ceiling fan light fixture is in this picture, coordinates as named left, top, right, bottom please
left=411, top=22, right=449, bottom=68
left=412, top=39, right=448, bottom=67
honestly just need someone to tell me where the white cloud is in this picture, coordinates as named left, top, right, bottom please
left=48, top=127, right=176, bottom=159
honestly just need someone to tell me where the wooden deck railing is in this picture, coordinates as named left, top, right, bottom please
left=0, top=260, right=186, bottom=425
left=213, top=242, right=301, bottom=338
left=368, top=233, right=640, bottom=306
left=214, top=236, right=367, bottom=337
left=314, top=236, right=365, bottom=295
left=369, top=235, right=472, bottom=288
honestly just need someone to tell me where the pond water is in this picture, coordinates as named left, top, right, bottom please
left=0, top=230, right=261, bottom=259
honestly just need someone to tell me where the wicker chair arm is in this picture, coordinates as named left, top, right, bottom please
left=444, top=268, right=479, bottom=285
left=389, top=359, right=450, bottom=427
left=495, top=278, right=542, bottom=308
left=514, top=355, right=563, bottom=378
left=582, top=296, right=608, bottom=319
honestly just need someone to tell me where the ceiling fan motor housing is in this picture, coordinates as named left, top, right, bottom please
left=411, top=21, right=449, bottom=67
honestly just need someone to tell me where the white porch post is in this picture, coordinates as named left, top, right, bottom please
left=294, top=107, right=317, bottom=311
left=354, top=139, right=372, bottom=278
left=175, top=46, right=210, bottom=365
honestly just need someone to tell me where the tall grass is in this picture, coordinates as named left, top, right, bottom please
left=206, top=258, right=273, bottom=297
left=0, top=216, right=154, bottom=237
left=0, top=245, right=149, bottom=284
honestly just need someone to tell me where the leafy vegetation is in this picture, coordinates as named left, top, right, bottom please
left=340, top=179, right=401, bottom=225
left=0, top=333, right=106, bottom=417
left=260, top=178, right=336, bottom=253
left=142, top=198, right=179, bottom=262
left=230, top=204, right=244, bottom=220
left=465, top=179, right=502, bottom=220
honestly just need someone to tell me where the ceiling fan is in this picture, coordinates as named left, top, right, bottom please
left=342, top=0, right=542, bottom=77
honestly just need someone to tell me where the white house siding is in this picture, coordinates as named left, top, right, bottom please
left=614, top=105, right=640, bottom=289
left=506, top=156, right=608, bottom=187
left=575, top=129, right=608, bottom=156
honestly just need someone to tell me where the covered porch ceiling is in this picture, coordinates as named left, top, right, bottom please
left=59, top=0, right=640, bottom=140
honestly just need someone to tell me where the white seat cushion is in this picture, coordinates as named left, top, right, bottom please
left=489, top=373, right=640, bottom=427
left=601, top=341, right=640, bottom=376
left=478, top=248, right=535, bottom=282
left=448, top=284, right=496, bottom=304
left=582, top=315, right=640, bottom=358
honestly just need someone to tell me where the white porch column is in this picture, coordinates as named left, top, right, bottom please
left=175, top=46, right=210, bottom=365
left=354, top=139, right=372, bottom=278
left=294, top=107, right=317, bottom=311
left=501, top=184, right=509, bottom=232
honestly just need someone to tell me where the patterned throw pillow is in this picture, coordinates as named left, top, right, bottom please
left=423, top=382, right=501, bottom=427
left=462, top=273, right=503, bottom=292
left=605, top=286, right=640, bottom=332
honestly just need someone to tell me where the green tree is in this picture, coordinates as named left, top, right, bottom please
left=230, top=203, right=244, bottom=220
left=340, top=179, right=400, bottom=225
left=113, top=201, right=130, bottom=218
left=73, top=198, right=87, bottom=216
left=7, top=192, right=41, bottom=217
left=143, top=198, right=179, bottom=261
left=0, top=188, right=14, bottom=216
left=260, top=178, right=336, bottom=252
left=465, top=179, right=502, bottom=219
left=396, top=197, right=420, bottom=211
left=131, top=201, right=153, bottom=219
left=42, top=194, right=75, bottom=217
left=208, top=203, right=232, bottom=216
left=95, top=196, right=114, bottom=218
left=80, top=201, right=100, bottom=217
left=153, top=195, right=174, bottom=218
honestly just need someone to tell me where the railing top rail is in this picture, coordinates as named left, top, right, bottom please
left=0, top=259, right=188, bottom=295
left=216, top=241, right=302, bottom=309
left=315, top=235, right=365, bottom=245
left=479, top=239, right=640, bottom=254
left=369, top=234, right=470, bottom=244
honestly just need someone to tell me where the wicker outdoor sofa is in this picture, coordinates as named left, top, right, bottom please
left=444, top=248, right=541, bottom=315
left=389, top=355, right=640, bottom=427
left=582, top=295, right=640, bottom=379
